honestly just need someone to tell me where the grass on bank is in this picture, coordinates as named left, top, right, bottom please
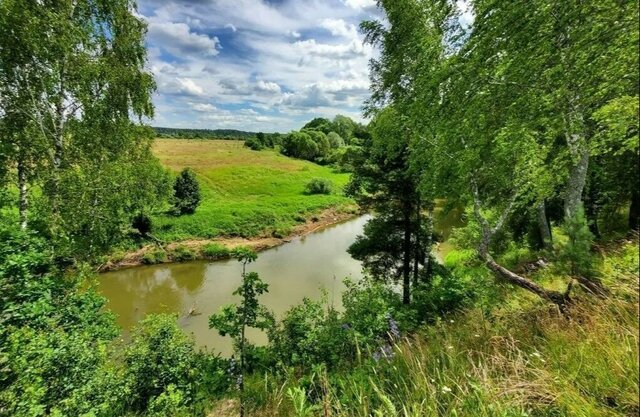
left=152, top=139, right=353, bottom=241
left=211, top=239, right=639, bottom=417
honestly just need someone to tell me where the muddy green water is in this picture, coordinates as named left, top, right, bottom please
left=99, top=215, right=371, bottom=355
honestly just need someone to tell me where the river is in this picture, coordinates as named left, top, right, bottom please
left=99, top=215, right=371, bottom=355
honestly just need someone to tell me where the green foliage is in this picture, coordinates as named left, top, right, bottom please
left=133, top=213, right=153, bottom=236
left=201, top=243, right=230, bottom=259
left=271, top=296, right=353, bottom=370
left=154, top=127, right=257, bottom=140
left=123, top=314, right=210, bottom=414
left=173, top=168, right=201, bottom=215
left=0, top=226, right=119, bottom=416
left=326, top=132, right=345, bottom=149
left=142, top=249, right=167, bottom=265
left=282, top=131, right=320, bottom=161
left=170, top=245, right=196, bottom=262
left=304, top=178, right=333, bottom=195
left=245, top=136, right=265, bottom=151
left=558, top=206, right=595, bottom=278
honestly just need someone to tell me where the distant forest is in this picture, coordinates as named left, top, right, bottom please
left=154, top=126, right=257, bottom=139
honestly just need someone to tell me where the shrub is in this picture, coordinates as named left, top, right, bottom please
left=244, top=136, right=265, bottom=151
left=304, top=178, right=333, bottom=195
left=142, top=249, right=167, bottom=265
left=123, top=314, right=200, bottom=412
left=172, top=168, right=201, bottom=215
left=132, top=212, right=153, bottom=236
left=559, top=205, right=595, bottom=278
left=201, top=243, right=230, bottom=259
left=281, top=131, right=319, bottom=161
left=270, top=296, right=354, bottom=369
left=170, top=245, right=196, bottom=262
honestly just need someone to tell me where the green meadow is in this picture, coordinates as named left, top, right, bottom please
left=151, top=139, right=354, bottom=241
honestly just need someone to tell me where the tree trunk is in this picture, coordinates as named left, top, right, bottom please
left=537, top=201, right=552, bottom=250
left=629, top=189, right=639, bottom=231
left=18, top=156, right=28, bottom=230
left=413, top=199, right=421, bottom=287
left=402, top=203, right=412, bottom=305
left=584, top=179, right=601, bottom=238
left=423, top=209, right=434, bottom=282
left=564, top=138, right=589, bottom=220
left=483, top=253, right=569, bottom=306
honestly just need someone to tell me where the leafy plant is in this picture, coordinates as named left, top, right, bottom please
left=209, top=248, right=275, bottom=417
left=304, top=178, right=333, bottom=195
left=173, top=168, right=201, bottom=215
left=170, top=245, right=196, bottom=262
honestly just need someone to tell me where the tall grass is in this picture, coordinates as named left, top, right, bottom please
left=228, top=240, right=639, bottom=417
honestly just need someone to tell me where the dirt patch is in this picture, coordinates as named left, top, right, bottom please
left=99, top=205, right=361, bottom=272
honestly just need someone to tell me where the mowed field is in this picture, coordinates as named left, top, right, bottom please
left=151, top=139, right=354, bottom=241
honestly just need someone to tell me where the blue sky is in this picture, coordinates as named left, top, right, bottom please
left=136, top=0, right=473, bottom=133
left=136, top=0, right=385, bottom=132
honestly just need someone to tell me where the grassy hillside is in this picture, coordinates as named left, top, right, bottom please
left=151, top=139, right=354, bottom=241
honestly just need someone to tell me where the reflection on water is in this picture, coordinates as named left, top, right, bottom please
left=99, top=204, right=464, bottom=356
left=99, top=215, right=371, bottom=355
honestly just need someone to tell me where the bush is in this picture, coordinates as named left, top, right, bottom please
left=132, top=212, right=153, bottom=235
left=304, top=178, right=333, bottom=195
left=270, top=296, right=354, bottom=369
left=142, top=249, right=167, bottom=265
left=281, top=131, right=319, bottom=161
left=170, top=245, right=196, bottom=262
left=173, top=168, right=201, bottom=215
left=244, top=136, right=265, bottom=151
left=201, top=243, right=230, bottom=259
left=123, top=314, right=200, bottom=413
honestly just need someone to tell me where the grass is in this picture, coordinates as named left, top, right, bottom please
left=212, top=239, right=639, bottom=417
left=152, top=139, right=353, bottom=241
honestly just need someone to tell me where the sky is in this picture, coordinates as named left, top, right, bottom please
left=136, top=0, right=383, bottom=133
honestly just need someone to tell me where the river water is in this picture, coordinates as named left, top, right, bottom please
left=99, top=215, right=371, bottom=354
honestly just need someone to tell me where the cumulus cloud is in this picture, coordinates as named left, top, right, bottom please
left=160, top=78, right=205, bottom=96
left=146, top=18, right=221, bottom=57
left=342, top=0, right=376, bottom=10
left=294, top=39, right=366, bottom=59
left=138, top=0, right=374, bottom=131
left=319, top=18, right=358, bottom=40
left=280, top=85, right=333, bottom=108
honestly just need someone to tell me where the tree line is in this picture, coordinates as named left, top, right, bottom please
left=155, top=127, right=257, bottom=140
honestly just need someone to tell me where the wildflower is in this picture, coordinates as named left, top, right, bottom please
left=386, top=313, right=400, bottom=339
left=441, top=386, right=452, bottom=394
left=447, top=345, right=453, bottom=350
left=450, top=319, right=454, bottom=323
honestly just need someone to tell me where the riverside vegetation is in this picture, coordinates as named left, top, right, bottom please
left=0, top=1, right=638, bottom=417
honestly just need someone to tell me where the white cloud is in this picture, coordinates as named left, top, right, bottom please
left=294, top=39, right=366, bottom=59
left=190, top=102, right=217, bottom=112
left=160, top=78, right=205, bottom=96
left=147, top=18, right=221, bottom=57
left=343, top=0, right=376, bottom=10
left=255, top=80, right=282, bottom=94
left=320, top=18, right=358, bottom=39
left=138, top=0, right=374, bottom=131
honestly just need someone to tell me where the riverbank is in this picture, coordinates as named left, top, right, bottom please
left=99, top=205, right=361, bottom=272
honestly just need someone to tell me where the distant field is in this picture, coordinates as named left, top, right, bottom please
left=151, top=139, right=353, bottom=241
